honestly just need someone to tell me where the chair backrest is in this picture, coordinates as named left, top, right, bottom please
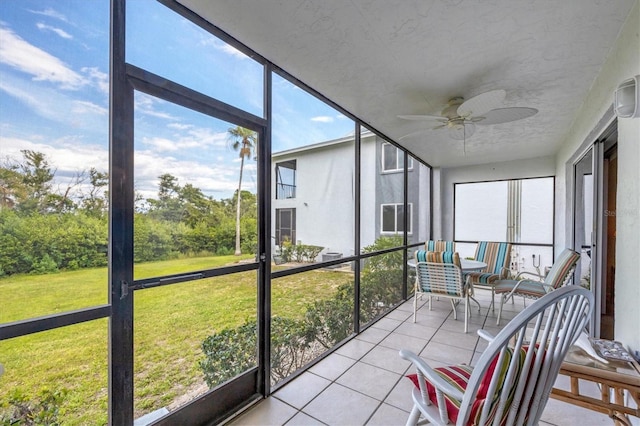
left=474, top=241, right=511, bottom=275
left=544, top=248, right=581, bottom=290
left=425, top=240, right=456, bottom=252
left=415, top=250, right=463, bottom=296
left=455, top=286, right=593, bottom=425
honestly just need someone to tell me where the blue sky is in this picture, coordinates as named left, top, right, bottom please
left=0, top=0, right=354, bottom=201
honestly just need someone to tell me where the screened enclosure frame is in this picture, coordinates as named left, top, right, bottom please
left=0, top=0, right=434, bottom=424
left=452, top=176, right=556, bottom=263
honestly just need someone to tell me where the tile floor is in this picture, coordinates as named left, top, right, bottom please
left=227, top=292, right=617, bottom=426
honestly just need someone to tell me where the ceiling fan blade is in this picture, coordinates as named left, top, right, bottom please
left=398, top=125, right=447, bottom=140
left=397, top=114, right=446, bottom=122
left=457, top=89, right=506, bottom=117
left=398, top=130, right=427, bottom=140
left=475, top=107, right=538, bottom=125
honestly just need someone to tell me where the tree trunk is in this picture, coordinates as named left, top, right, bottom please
left=235, top=155, right=244, bottom=256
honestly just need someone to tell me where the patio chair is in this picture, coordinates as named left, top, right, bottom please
left=465, top=241, right=511, bottom=311
left=413, top=250, right=471, bottom=332
left=494, top=248, right=581, bottom=325
left=400, top=285, right=593, bottom=426
left=425, top=240, right=456, bottom=252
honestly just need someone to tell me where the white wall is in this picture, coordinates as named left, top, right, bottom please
left=438, top=156, right=556, bottom=240
left=272, top=141, right=356, bottom=259
left=554, top=1, right=639, bottom=351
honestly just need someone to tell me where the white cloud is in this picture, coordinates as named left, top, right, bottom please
left=36, top=22, right=72, bottom=39
left=81, top=67, right=108, bottom=94
left=167, top=123, right=193, bottom=130
left=311, top=116, right=334, bottom=123
left=0, top=26, right=85, bottom=90
left=0, top=72, right=107, bottom=128
left=135, top=93, right=179, bottom=121
left=72, top=100, right=108, bottom=116
left=141, top=125, right=227, bottom=152
left=28, top=8, right=70, bottom=23
left=200, top=37, right=248, bottom=60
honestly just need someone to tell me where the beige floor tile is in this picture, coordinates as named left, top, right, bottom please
left=308, top=353, right=356, bottom=381
left=284, top=412, right=326, bottom=425
left=356, top=326, right=391, bottom=344
left=383, top=376, right=415, bottom=412
left=365, top=402, right=407, bottom=425
left=273, top=372, right=331, bottom=409
left=302, top=383, right=380, bottom=425
left=336, top=361, right=401, bottom=400
left=431, top=328, right=480, bottom=351
left=393, top=321, right=438, bottom=340
left=420, top=340, right=475, bottom=365
left=360, top=345, right=411, bottom=374
left=334, top=338, right=375, bottom=360
left=370, top=317, right=402, bottom=331
left=385, top=308, right=413, bottom=321
left=228, top=398, right=297, bottom=426
left=379, top=331, right=429, bottom=353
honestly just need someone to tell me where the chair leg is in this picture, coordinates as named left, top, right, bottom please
left=413, top=290, right=418, bottom=323
left=464, top=297, right=469, bottom=333
left=497, top=294, right=505, bottom=325
left=491, top=287, right=495, bottom=312
left=406, top=405, right=421, bottom=426
left=450, top=299, right=457, bottom=320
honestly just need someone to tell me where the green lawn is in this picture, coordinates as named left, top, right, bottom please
left=0, top=256, right=351, bottom=424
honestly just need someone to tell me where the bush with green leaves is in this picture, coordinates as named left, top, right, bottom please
left=0, top=387, right=67, bottom=426
left=200, top=237, right=405, bottom=385
left=200, top=316, right=314, bottom=387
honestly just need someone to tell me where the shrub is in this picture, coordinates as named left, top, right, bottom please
left=200, top=316, right=312, bottom=388
left=0, top=387, right=67, bottom=426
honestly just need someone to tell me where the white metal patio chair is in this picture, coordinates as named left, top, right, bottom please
left=494, top=248, right=580, bottom=325
left=400, top=285, right=593, bottom=426
left=413, top=250, right=472, bottom=332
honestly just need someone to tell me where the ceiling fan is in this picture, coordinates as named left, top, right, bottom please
left=398, top=89, right=538, bottom=142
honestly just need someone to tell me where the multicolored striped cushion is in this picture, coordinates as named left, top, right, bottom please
left=415, top=250, right=461, bottom=267
left=425, top=240, right=456, bottom=252
left=495, top=279, right=546, bottom=297
left=406, top=346, right=534, bottom=425
left=466, top=242, right=511, bottom=286
left=494, top=248, right=580, bottom=296
left=543, top=249, right=580, bottom=289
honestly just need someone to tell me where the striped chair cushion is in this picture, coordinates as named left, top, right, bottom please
left=416, top=250, right=461, bottom=267
left=466, top=242, right=511, bottom=286
left=425, top=240, right=456, bottom=252
left=494, top=279, right=546, bottom=297
left=544, top=248, right=580, bottom=289
left=415, top=251, right=463, bottom=295
left=495, top=248, right=580, bottom=297
left=407, top=346, right=533, bottom=425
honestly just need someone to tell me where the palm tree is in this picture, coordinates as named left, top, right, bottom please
left=228, top=126, right=257, bottom=255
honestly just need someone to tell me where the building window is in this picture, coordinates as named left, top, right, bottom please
left=382, top=143, right=413, bottom=173
left=275, top=208, right=296, bottom=245
left=276, top=160, right=297, bottom=199
left=381, top=203, right=412, bottom=234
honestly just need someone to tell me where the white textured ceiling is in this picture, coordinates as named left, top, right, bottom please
left=177, top=0, right=635, bottom=167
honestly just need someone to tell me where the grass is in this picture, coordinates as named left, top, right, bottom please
left=0, top=256, right=352, bottom=424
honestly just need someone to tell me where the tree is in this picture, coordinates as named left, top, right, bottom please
left=227, top=126, right=257, bottom=256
